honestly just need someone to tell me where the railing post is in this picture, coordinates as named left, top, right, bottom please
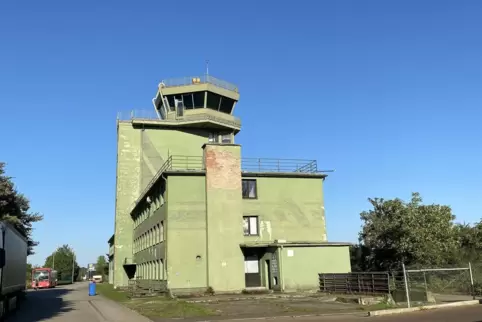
left=403, top=263, right=411, bottom=308
left=371, top=273, right=375, bottom=294
left=469, top=262, right=475, bottom=299
left=358, top=274, right=361, bottom=293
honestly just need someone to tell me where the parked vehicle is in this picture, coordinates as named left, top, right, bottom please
left=31, top=268, right=58, bottom=289
left=92, top=275, right=103, bottom=283
left=0, top=222, right=28, bottom=320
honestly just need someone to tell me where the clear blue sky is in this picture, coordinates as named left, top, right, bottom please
left=1, top=1, right=481, bottom=267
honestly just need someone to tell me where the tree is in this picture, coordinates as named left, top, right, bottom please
left=44, top=245, right=80, bottom=282
left=0, top=162, right=43, bottom=255
left=95, top=255, right=109, bottom=278
left=78, top=267, right=87, bottom=281
left=358, top=192, right=458, bottom=271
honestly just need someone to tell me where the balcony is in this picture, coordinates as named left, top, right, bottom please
left=117, top=109, right=241, bottom=132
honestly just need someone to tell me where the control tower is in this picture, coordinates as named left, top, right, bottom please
left=152, top=75, right=240, bottom=137
left=113, top=75, right=241, bottom=287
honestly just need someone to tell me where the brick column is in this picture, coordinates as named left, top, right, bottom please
left=203, top=143, right=245, bottom=292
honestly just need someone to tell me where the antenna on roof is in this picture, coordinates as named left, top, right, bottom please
left=206, top=60, right=209, bottom=76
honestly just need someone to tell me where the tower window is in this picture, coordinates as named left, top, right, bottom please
left=221, top=134, right=232, bottom=144
left=209, top=133, right=219, bottom=143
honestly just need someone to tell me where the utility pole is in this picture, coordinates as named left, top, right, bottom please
left=52, top=251, right=55, bottom=269
left=71, top=254, right=75, bottom=284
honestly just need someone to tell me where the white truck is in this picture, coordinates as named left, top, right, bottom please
left=0, top=222, right=28, bottom=320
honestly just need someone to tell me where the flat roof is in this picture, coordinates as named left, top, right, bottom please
left=240, top=241, right=352, bottom=248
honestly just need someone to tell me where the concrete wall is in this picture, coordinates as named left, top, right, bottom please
left=139, top=127, right=211, bottom=189
left=114, top=122, right=141, bottom=287
left=114, top=123, right=213, bottom=287
left=166, top=175, right=207, bottom=291
left=242, top=176, right=327, bottom=243
left=281, top=246, right=351, bottom=291
left=204, top=144, right=245, bottom=292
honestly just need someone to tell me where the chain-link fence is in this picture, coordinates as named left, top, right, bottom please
left=389, top=263, right=474, bottom=308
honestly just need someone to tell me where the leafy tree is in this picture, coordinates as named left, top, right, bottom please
left=78, top=267, right=87, bottom=281
left=95, top=255, right=109, bottom=278
left=0, top=162, right=43, bottom=255
left=44, top=245, right=80, bottom=282
left=358, top=192, right=458, bottom=271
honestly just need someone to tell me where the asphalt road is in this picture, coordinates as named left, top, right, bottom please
left=6, top=283, right=100, bottom=322
left=6, top=283, right=151, bottom=322
left=6, top=284, right=482, bottom=322
left=257, top=305, right=482, bottom=322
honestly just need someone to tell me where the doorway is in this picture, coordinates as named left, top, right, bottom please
left=244, top=254, right=261, bottom=287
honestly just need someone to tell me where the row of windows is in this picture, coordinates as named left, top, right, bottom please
left=136, top=259, right=165, bottom=280
left=134, top=222, right=164, bottom=253
left=134, top=190, right=165, bottom=228
left=209, top=132, right=232, bottom=144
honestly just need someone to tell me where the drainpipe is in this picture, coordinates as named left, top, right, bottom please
left=279, top=245, right=285, bottom=292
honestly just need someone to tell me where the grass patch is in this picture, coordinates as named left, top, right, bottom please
left=95, top=283, right=130, bottom=302
left=127, top=297, right=216, bottom=318
left=95, top=284, right=215, bottom=318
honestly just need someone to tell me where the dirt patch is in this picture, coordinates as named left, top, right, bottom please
left=194, top=297, right=363, bottom=319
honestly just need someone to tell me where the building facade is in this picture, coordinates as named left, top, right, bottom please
left=109, top=75, right=351, bottom=293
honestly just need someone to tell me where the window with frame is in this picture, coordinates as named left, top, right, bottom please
left=242, top=179, right=257, bottom=199
left=221, top=134, right=232, bottom=144
left=208, top=132, right=219, bottom=143
left=243, top=216, right=259, bottom=236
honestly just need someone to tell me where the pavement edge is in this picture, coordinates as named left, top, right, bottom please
left=368, top=299, right=482, bottom=317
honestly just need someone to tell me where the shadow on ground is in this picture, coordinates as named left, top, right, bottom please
left=7, top=287, right=73, bottom=322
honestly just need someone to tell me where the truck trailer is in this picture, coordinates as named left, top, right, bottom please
left=0, top=222, right=28, bottom=320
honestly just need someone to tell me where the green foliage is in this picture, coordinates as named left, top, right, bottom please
left=78, top=267, right=87, bottom=281
left=356, top=192, right=459, bottom=270
left=95, top=254, right=109, bottom=277
left=0, top=162, right=43, bottom=255
left=44, top=244, right=80, bottom=282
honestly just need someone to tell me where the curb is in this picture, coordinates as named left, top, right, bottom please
left=197, top=312, right=368, bottom=322
left=368, top=299, right=482, bottom=317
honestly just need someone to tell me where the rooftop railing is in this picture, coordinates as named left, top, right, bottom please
left=131, top=155, right=324, bottom=214
left=241, top=158, right=318, bottom=173
left=160, top=75, right=238, bottom=92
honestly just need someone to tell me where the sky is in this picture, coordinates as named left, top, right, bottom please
left=1, top=0, right=482, bottom=267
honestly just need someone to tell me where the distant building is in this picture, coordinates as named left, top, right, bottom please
left=108, top=75, right=351, bottom=293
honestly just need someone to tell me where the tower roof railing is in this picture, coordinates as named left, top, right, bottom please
left=160, top=75, right=239, bottom=92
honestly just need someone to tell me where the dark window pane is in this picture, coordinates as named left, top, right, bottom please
left=219, top=97, right=234, bottom=114
left=193, top=92, right=205, bottom=108
left=206, top=92, right=221, bottom=110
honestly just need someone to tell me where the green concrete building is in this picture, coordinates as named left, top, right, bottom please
left=108, top=75, right=351, bottom=293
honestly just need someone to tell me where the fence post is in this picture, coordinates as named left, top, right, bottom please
left=402, top=263, right=411, bottom=308
left=469, top=262, right=475, bottom=300
left=423, top=271, right=428, bottom=295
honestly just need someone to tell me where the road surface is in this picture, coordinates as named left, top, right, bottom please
left=6, top=282, right=151, bottom=322
left=238, top=305, right=482, bottom=322
left=7, top=283, right=482, bottom=322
